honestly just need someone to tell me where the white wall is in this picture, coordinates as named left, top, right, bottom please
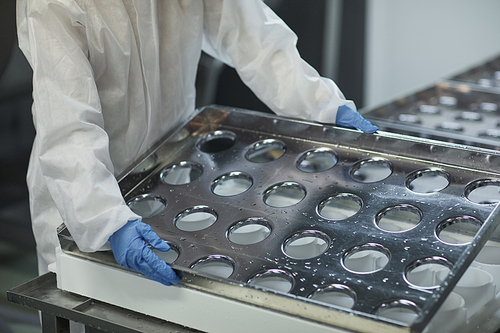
left=365, top=0, right=500, bottom=108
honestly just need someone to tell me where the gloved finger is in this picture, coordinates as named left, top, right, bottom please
left=136, top=221, right=171, bottom=252
left=336, top=104, right=378, bottom=133
left=140, top=245, right=182, bottom=285
left=352, top=113, right=378, bottom=133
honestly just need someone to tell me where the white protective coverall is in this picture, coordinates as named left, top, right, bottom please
left=17, top=0, right=356, bottom=275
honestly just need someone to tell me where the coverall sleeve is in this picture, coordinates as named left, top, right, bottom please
left=22, top=2, right=140, bottom=252
left=201, top=0, right=354, bottom=124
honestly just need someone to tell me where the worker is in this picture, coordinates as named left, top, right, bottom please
left=17, top=0, right=378, bottom=287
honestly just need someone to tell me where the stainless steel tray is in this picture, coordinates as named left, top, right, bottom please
left=447, top=55, right=500, bottom=91
left=58, top=105, right=500, bottom=333
left=362, top=81, right=500, bottom=151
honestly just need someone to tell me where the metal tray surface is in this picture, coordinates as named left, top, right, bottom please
left=362, top=81, right=500, bottom=151
left=447, top=55, right=500, bottom=91
left=59, top=106, right=500, bottom=333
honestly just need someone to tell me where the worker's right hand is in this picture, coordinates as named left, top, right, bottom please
left=109, top=219, right=181, bottom=286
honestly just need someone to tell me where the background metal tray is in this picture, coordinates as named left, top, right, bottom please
left=362, top=81, right=500, bottom=150
left=59, top=106, right=500, bottom=333
left=447, top=55, right=500, bottom=91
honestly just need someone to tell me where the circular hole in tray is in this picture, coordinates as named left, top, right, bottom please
left=308, top=284, right=357, bottom=309
left=479, top=128, right=500, bottom=139
left=296, top=148, right=338, bottom=173
left=418, top=104, right=441, bottom=114
left=190, top=255, right=234, bottom=279
left=248, top=269, right=294, bottom=293
left=211, top=171, right=253, bottom=196
left=465, top=179, right=500, bottom=204
left=374, top=300, right=420, bottom=325
left=127, top=194, right=166, bottom=218
left=282, top=230, right=331, bottom=259
left=405, top=257, right=453, bottom=289
left=227, top=217, right=272, bottom=245
left=455, top=111, right=482, bottom=122
left=436, top=216, right=482, bottom=245
left=160, top=161, right=203, bottom=185
left=317, top=193, right=362, bottom=220
left=150, top=243, right=179, bottom=264
left=478, top=102, right=498, bottom=112
left=406, top=168, right=450, bottom=193
left=196, top=130, right=236, bottom=153
left=397, top=114, right=421, bottom=124
left=439, top=96, right=458, bottom=107
left=263, top=182, right=306, bottom=207
left=478, top=78, right=494, bottom=88
left=376, top=204, right=422, bottom=232
left=435, top=122, right=464, bottom=132
left=245, top=139, right=286, bottom=163
left=174, top=206, right=217, bottom=231
left=350, top=158, right=393, bottom=183
left=342, top=243, right=390, bottom=274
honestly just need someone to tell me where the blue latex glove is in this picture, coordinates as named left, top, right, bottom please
left=109, top=219, right=181, bottom=286
left=336, top=105, right=378, bottom=133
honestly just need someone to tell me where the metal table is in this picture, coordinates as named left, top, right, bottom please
left=7, top=272, right=203, bottom=333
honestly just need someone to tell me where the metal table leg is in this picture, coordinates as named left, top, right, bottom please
left=41, top=313, right=69, bottom=333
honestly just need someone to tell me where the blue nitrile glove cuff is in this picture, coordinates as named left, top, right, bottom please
left=109, top=219, right=181, bottom=286
left=336, top=105, right=378, bottom=133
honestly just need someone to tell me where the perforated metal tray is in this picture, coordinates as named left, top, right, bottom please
left=362, top=81, right=500, bottom=151
left=59, top=105, right=500, bottom=333
left=448, top=55, right=500, bottom=91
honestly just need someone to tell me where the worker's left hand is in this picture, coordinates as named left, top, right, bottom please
left=336, top=104, right=378, bottom=133
left=109, top=219, right=181, bottom=286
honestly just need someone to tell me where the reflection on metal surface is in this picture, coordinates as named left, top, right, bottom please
left=130, top=154, right=158, bottom=175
